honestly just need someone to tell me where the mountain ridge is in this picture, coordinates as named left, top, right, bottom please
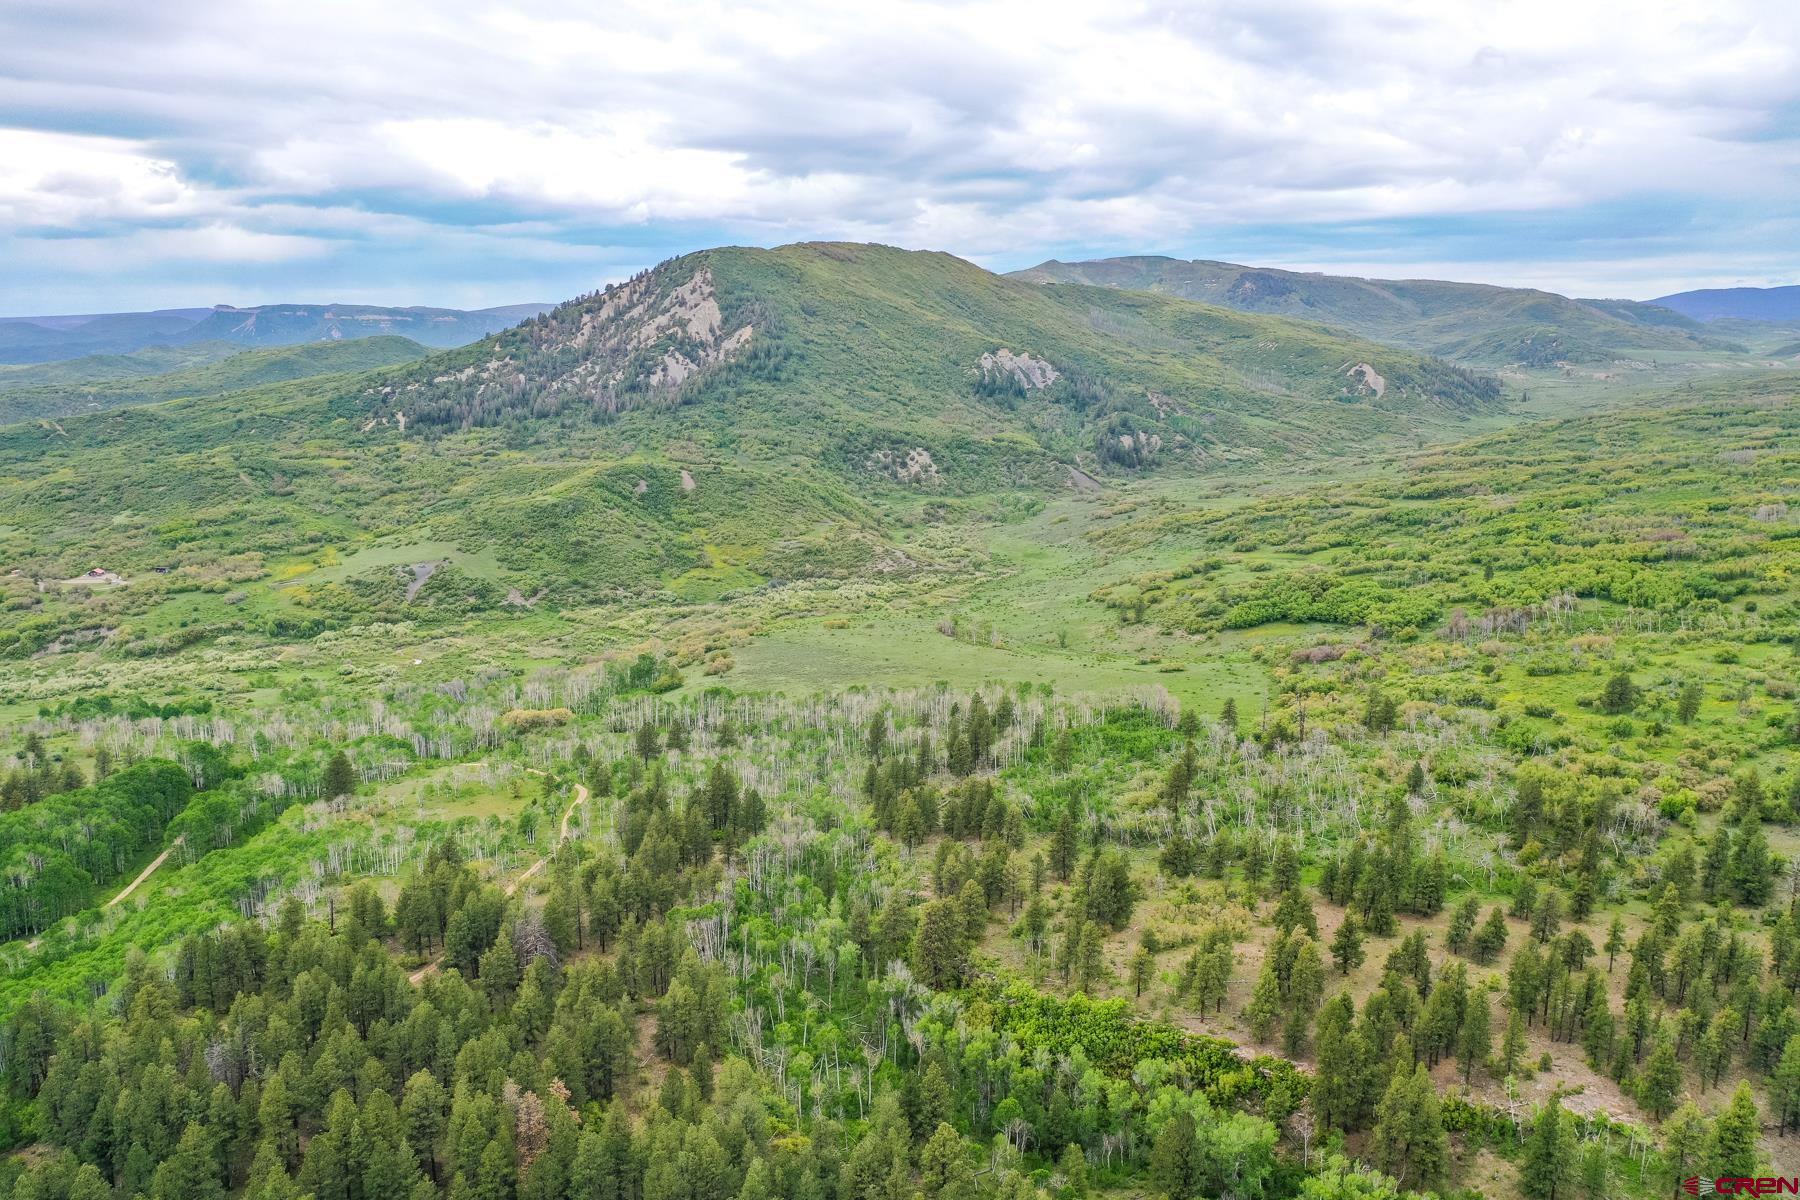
left=1650, top=283, right=1800, bottom=323
left=0, top=300, right=554, bottom=364
left=1010, top=254, right=1738, bottom=367
left=0, top=240, right=1511, bottom=654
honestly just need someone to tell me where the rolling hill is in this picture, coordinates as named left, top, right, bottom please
left=0, top=241, right=1506, bottom=658
left=0, top=336, right=431, bottom=423
left=1650, top=283, right=1800, bottom=323
left=1010, top=255, right=1737, bottom=367
left=0, top=300, right=553, bottom=364
left=357, top=242, right=1501, bottom=472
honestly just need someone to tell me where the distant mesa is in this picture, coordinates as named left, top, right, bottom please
left=1648, top=285, right=1800, bottom=323
left=0, top=300, right=555, bottom=365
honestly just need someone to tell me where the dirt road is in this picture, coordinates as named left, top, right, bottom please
left=410, top=780, right=588, bottom=984
left=108, top=835, right=185, bottom=908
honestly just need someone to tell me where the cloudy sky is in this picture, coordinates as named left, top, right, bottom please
left=3, top=0, right=1797, bottom=315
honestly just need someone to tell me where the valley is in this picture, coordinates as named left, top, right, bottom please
left=1, top=242, right=1798, bottom=1200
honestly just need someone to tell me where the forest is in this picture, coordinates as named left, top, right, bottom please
left=0, top=248, right=1798, bottom=1200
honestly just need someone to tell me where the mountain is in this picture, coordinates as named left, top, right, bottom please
left=357, top=242, right=1500, bottom=471
left=169, top=302, right=554, bottom=350
left=0, top=342, right=253, bottom=390
left=0, top=307, right=214, bottom=332
left=0, top=336, right=430, bottom=424
left=1009, top=256, right=1736, bottom=367
left=0, top=301, right=554, bottom=364
left=0, top=242, right=1505, bottom=655
left=1650, top=284, right=1800, bottom=323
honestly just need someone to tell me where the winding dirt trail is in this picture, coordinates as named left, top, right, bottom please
left=108, top=835, right=185, bottom=908
left=408, top=779, right=588, bottom=984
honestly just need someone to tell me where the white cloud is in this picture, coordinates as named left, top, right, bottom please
left=0, top=0, right=1797, bottom=305
left=0, top=129, right=207, bottom=227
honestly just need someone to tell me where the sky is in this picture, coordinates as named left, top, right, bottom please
left=2, top=0, right=1798, bottom=315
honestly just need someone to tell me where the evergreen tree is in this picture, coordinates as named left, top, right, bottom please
left=1709, top=1082, right=1762, bottom=1178
left=1662, top=1105, right=1712, bottom=1200
left=1131, top=946, right=1156, bottom=999
left=1678, top=681, right=1703, bottom=723
left=1447, top=895, right=1479, bottom=956
left=1459, top=988, right=1493, bottom=1084
left=1474, top=906, right=1510, bottom=964
left=1313, top=994, right=1368, bottom=1132
left=1498, top=1007, right=1529, bottom=1078
left=1638, top=1027, right=1683, bottom=1119
left=1601, top=671, right=1638, bottom=714
left=1368, top=1065, right=1448, bottom=1190
left=151, top=1122, right=226, bottom=1200
left=911, top=899, right=969, bottom=988
left=1149, top=1111, right=1200, bottom=1200
left=322, top=751, right=357, bottom=801
left=1331, top=914, right=1366, bottom=975
left=1521, top=1099, right=1577, bottom=1200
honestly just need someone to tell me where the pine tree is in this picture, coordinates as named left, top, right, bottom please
left=1149, top=1111, right=1199, bottom=1200
left=1447, top=895, right=1479, bottom=956
left=1246, top=956, right=1284, bottom=1043
left=1474, top=906, right=1510, bottom=964
left=1498, top=1007, right=1529, bottom=1078
left=1662, top=1104, right=1712, bottom=1200
left=1331, top=914, right=1365, bottom=975
left=1272, top=887, right=1318, bottom=938
left=919, top=1122, right=973, bottom=1199
left=1131, top=946, right=1156, bottom=999
left=1406, top=760, right=1427, bottom=794
left=1060, top=1142, right=1089, bottom=1198
left=1769, top=1035, right=1800, bottom=1134
left=1368, top=1064, right=1448, bottom=1190
left=1459, top=988, right=1493, bottom=1084
left=1522, top=1099, right=1578, bottom=1200
left=1601, top=670, right=1638, bottom=714
left=1284, top=937, right=1328, bottom=1055
left=1313, top=994, right=1368, bottom=1132
left=911, top=899, right=969, bottom=988
left=151, top=1123, right=225, bottom=1200
left=1677, top=681, right=1703, bottom=723
left=1709, top=1082, right=1762, bottom=1178
left=1638, top=1027, right=1682, bottom=1119
left=322, top=750, right=356, bottom=801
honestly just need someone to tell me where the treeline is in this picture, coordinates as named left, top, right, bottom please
left=1, top=839, right=735, bottom=1200
left=0, top=762, right=193, bottom=938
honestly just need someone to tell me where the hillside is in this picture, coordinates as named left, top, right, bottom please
left=1011, top=255, right=1737, bottom=367
left=1651, top=283, right=1800, bottom=323
left=0, top=341, right=249, bottom=389
left=360, top=242, right=1500, bottom=472
left=0, top=241, right=1503, bottom=664
left=0, top=336, right=430, bottom=423
left=171, top=301, right=553, bottom=349
left=6, top=254, right=1800, bottom=1200
left=0, top=300, right=553, bottom=364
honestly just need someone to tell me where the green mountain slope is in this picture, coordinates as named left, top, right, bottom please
left=0, top=341, right=249, bottom=389
left=1011, top=255, right=1738, bottom=367
left=0, top=241, right=1504, bottom=660
left=0, top=336, right=431, bottom=423
left=0, top=301, right=553, bottom=365
left=359, top=242, right=1500, bottom=475
left=171, top=301, right=551, bottom=349
left=1087, top=370, right=1800, bottom=638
